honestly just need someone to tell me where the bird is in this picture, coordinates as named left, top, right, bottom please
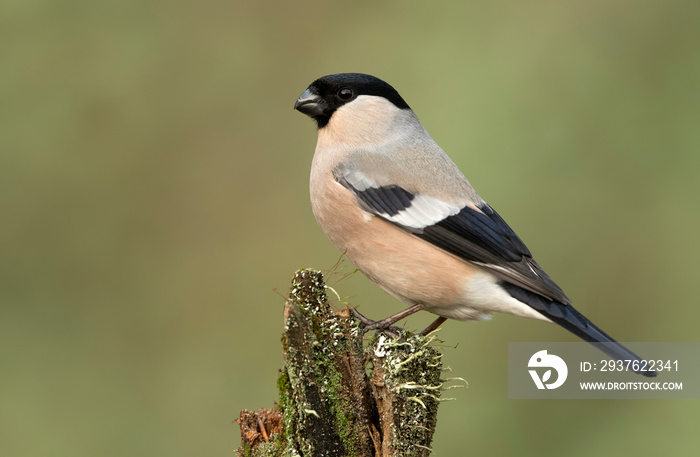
left=294, top=73, right=655, bottom=377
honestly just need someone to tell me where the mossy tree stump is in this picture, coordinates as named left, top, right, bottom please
left=236, top=269, right=446, bottom=457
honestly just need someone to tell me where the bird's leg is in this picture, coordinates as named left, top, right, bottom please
left=419, top=316, right=448, bottom=336
left=351, top=304, right=423, bottom=338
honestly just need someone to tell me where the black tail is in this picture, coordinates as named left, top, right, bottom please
left=500, top=282, right=656, bottom=377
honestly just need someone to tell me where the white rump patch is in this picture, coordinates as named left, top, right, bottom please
left=461, top=270, right=552, bottom=322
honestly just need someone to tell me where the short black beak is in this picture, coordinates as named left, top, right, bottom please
left=294, top=88, right=325, bottom=117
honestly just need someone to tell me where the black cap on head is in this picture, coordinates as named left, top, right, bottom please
left=294, top=73, right=410, bottom=128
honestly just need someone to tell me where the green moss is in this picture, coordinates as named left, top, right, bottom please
left=282, top=269, right=371, bottom=456
left=243, top=269, right=446, bottom=456
left=319, top=365, right=361, bottom=456
left=276, top=370, right=291, bottom=443
left=371, top=331, right=444, bottom=456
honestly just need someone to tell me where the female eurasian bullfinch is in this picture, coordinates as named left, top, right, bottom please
left=295, top=73, right=654, bottom=377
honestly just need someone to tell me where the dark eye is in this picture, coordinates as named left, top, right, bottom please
left=337, top=88, right=353, bottom=100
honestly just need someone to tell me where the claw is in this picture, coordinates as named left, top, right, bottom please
left=350, top=308, right=402, bottom=338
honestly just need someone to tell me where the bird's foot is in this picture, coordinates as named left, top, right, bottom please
left=350, top=308, right=405, bottom=339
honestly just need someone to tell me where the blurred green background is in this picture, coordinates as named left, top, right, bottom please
left=2, top=1, right=699, bottom=455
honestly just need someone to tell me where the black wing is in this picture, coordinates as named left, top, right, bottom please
left=337, top=176, right=570, bottom=304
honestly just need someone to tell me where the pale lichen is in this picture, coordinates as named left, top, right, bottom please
left=370, top=329, right=443, bottom=456
left=238, top=269, right=454, bottom=457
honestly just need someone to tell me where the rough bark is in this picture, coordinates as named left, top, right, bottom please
left=236, top=269, right=445, bottom=457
